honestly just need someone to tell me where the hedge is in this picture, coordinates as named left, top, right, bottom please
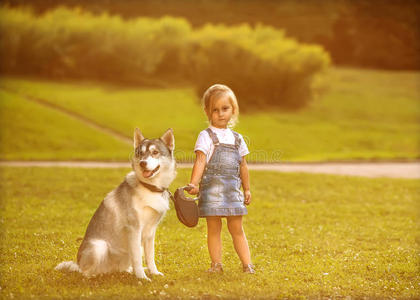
left=0, top=6, right=330, bottom=110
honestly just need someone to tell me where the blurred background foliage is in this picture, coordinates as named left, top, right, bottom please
left=0, top=5, right=329, bottom=110
left=3, top=0, right=419, bottom=71
left=0, top=0, right=418, bottom=162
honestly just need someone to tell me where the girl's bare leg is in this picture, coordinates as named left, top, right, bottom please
left=206, top=216, right=222, bottom=263
left=227, top=216, right=251, bottom=265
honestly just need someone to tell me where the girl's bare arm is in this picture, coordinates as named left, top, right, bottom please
left=240, top=156, right=252, bottom=205
left=187, top=150, right=207, bottom=195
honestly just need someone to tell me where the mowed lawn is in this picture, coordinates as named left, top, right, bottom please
left=0, top=167, right=418, bottom=299
left=0, top=90, right=129, bottom=161
left=1, top=67, right=419, bottom=162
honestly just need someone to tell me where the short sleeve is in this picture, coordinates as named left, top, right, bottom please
left=238, top=133, right=250, bottom=157
left=194, top=131, right=212, bottom=156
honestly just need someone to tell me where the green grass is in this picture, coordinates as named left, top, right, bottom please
left=0, top=90, right=129, bottom=161
left=0, top=167, right=419, bottom=299
left=1, top=67, right=419, bottom=162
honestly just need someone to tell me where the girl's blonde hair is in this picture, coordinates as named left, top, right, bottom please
left=202, top=84, right=239, bottom=128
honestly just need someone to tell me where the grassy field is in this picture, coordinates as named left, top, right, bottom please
left=0, top=167, right=418, bottom=299
left=0, top=90, right=129, bottom=161
left=1, top=67, right=419, bottom=162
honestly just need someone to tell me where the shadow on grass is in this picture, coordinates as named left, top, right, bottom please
left=48, top=266, right=245, bottom=289
left=50, top=271, right=140, bottom=287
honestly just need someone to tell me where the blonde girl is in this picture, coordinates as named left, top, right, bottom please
left=187, top=84, right=254, bottom=274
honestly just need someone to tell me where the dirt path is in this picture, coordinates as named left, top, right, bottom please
left=1, top=161, right=419, bottom=179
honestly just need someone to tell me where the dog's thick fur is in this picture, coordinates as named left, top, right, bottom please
left=55, top=128, right=176, bottom=281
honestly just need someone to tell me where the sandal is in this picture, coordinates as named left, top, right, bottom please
left=243, top=263, right=256, bottom=274
left=207, top=262, right=223, bottom=273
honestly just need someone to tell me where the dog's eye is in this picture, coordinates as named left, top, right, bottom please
left=152, top=150, right=159, bottom=155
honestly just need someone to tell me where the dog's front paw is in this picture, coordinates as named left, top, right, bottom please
left=137, top=274, right=151, bottom=281
left=135, top=269, right=151, bottom=281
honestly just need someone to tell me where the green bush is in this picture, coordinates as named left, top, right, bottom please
left=0, top=6, right=330, bottom=109
left=188, top=24, right=329, bottom=109
left=3, top=0, right=419, bottom=70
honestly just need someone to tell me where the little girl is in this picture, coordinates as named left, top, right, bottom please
left=187, top=84, right=255, bottom=274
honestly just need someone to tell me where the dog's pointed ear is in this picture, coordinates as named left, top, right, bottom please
left=134, top=128, right=145, bottom=149
left=160, top=128, right=175, bottom=151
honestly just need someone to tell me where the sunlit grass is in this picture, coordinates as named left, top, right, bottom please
left=1, top=67, right=419, bottom=162
left=0, top=90, right=129, bottom=161
left=0, top=167, right=419, bottom=299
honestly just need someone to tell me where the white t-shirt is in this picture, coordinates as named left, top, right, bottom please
left=194, top=126, right=250, bottom=163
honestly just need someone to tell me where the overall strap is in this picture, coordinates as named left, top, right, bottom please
left=205, top=128, right=220, bottom=145
left=232, top=131, right=241, bottom=149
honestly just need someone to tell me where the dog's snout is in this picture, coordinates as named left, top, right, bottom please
left=140, top=161, right=147, bottom=168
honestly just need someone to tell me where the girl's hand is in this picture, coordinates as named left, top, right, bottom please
left=244, top=190, right=251, bottom=205
left=186, top=183, right=199, bottom=195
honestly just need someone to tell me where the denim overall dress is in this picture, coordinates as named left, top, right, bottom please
left=198, top=128, right=248, bottom=217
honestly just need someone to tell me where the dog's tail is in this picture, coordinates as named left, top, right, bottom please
left=55, top=261, right=81, bottom=273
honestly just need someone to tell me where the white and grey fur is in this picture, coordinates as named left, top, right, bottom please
left=55, top=128, right=177, bottom=281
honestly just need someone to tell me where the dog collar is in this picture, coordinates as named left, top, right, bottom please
left=138, top=180, right=174, bottom=200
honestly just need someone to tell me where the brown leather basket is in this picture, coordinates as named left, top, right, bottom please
left=172, top=186, right=199, bottom=227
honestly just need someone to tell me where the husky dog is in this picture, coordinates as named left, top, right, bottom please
left=55, top=128, right=177, bottom=281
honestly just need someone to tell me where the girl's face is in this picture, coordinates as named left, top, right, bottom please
left=208, top=94, right=233, bottom=129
